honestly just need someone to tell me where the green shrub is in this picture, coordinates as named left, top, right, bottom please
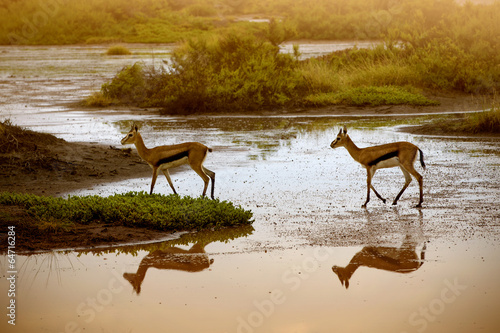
left=464, top=105, right=500, bottom=133
left=184, top=4, right=218, bottom=17
left=99, top=30, right=300, bottom=113
left=106, top=45, right=132, bottom=55
left=82, top=91, right=114, bottom=107
left=304, top=86, right=438, bottom=107
left=102, top=62, right=146, bottom=104
left=0, top=191, right=254, bottom=231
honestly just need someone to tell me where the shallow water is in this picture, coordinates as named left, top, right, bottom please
left=1, top=45, right=500, bottom=333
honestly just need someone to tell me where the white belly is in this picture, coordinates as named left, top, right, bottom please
left=372, top=156, right=400, bottom=170
left=150, top=156, right=189, bottom=170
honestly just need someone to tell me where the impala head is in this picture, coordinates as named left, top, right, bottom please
left=332, top=266, right=350, bottom=289
left=330, top=126, right=348, bottom=149
left=121, top=123, right=139, bottom=145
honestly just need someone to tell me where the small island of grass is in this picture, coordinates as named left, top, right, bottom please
left=0, top=191, right=253, bottom=252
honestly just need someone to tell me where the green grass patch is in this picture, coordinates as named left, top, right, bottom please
left=0, top=191, right=253, bottom=231
left=105, top=45, right=132, bottom=55
left=429, top=104, right=500, bottom=134
left=464, top=105, right=500, bottom=133
left=82, top=91, right=114, bottom=107
left=304, top=86, right=439, bottom=107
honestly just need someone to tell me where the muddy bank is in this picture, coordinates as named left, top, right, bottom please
left=0, top=207, right=176, bottom=252
left=0, top=123, right=151, bottom=196
left=0, top=123, right=168, bottom=252
left=248, top=92, right=495, bottom=117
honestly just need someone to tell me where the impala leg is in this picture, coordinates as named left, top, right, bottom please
left=407, top=164, right=424, bottom=208
left=370, top=185, right=386, bottom=203
left=191, top=164, right=211, bottom=198
left=162, top=169, right=177, bottom=195
left=362, top=168, right=373, bottom=208
left=202, top=166, right=215, bottom=199
left=150, top=167, right=159, bottom=195
left=369, top=169, right=386, bottom=203
left=393, top=165, right=412, bottom=205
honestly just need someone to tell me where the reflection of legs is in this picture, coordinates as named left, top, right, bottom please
left=392, top=166, right=412, bottom=205
left=162, top=169, right=177, bottom=195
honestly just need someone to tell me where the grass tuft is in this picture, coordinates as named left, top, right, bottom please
left=82, top=91, right=114, bottom=107
left=461, top=104, right=500, bottom=133
left=106, top=45, right=132, bottom=55
left=0, top=191, right=253, bottom=231
left=304, top=86, right=439, bottom=107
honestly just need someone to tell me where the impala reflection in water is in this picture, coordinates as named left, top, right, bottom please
left=332, top=211, right=427, bottom=289
left=121, top=226, right=253, bottom=294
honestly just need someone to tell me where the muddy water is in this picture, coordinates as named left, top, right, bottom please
left=1, top=45, right=500, bottom=333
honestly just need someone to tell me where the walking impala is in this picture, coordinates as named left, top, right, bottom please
left=330, top=126, right=425, bottom=207
left=121, top=123, right=215, bottom=199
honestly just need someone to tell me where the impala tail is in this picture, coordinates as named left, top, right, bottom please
left=419, top=149, right=426, bottom=170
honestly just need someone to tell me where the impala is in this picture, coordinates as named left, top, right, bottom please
left=330, top=126, right=425, bottom=207
left=121, top=123, right=215, bottom=199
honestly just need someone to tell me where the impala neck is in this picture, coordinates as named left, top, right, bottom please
left=343, top=135, right=362, bottom=162
left=343, top=262, right=360, bottom=278
left=133, top=132, right=150, bottom=160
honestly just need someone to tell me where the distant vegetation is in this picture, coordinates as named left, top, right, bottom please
left=106, top=45, right=132, bottom=55
left=2, top=0, right=499, bottom=113
left=421, top=104, right=500, bottom=135
left=0, top=191, right=254, bottom=233
left=2, top=0, right=497, bottom=45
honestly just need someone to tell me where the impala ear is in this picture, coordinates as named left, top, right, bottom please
left=131, top=122, right=138, bottom=132
left=343, top=125, right=347, bottom=134
left=337, top=128, right=342, bottom=136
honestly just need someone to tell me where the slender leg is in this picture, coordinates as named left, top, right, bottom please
left=370, top=185, right=386, bottom=203
left=362, top=168, right=373, bottom=208
left=369, top=170, right=386, bottom=203
left=202, top=166, right=215, bottom=199
left=162, top=169, right=177, bottom=195
left=150, top=167, right=159, bottom=195
left=407, top=166, right=424, bottom=208
left=393, top=166, right=412, bottom=205
left=190, top=164, right=211, bottom=198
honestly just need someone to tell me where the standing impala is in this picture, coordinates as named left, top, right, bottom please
left=330, top=126, right=425, bottom=207
left=121, top=123, right=215, bottom=199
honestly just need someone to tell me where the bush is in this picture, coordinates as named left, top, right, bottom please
left=99, top=30, right=300, bottom=113
left=102, top=62, right=146, bottom=104
left=106, top=45, right=132, bottom=55
left=82, top=91, right=114, bottom=107
left=304, top=86, right=438, bottom=107
left=464, top=105, right=500, bottom=134
left=0, top=191, right=254, bottom=231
